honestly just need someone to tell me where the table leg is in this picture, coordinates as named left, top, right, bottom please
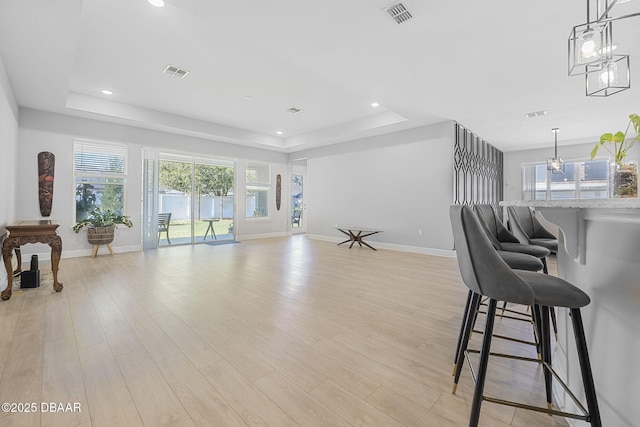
left=337, top=228, right=352, bottom=246
left=203, top=222, right=212, bottom=240
left=48, top=235, right=63, bottom=292
left=359, top=239, right=377, bottom=251
left=357, top=231, right=380, bottom=251
left=349, top=231, right=361, bottom=249
left=13, top=248, right=22, bottom=276
left=336, top=229, right=380, bottom=250
left=2, top=237, right=18, bottom=300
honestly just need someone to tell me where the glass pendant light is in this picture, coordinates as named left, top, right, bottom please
left=568, top=21, right=613, bottom=76
left=547, top=128, right=565, bottom=174
left=586, top=54, right=630, bottom=96
left=599, top=61, right=619, bottom=87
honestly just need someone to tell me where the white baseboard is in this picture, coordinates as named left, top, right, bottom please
left=18, top=244, right=142, bottom=261
left=305, top=234, right=455, bottom=257
left=14, top=233, right=454, bottom=261
left=375, top=242, right=455, bottom=257
left=238, top=231, right=291, bottom=240
left=305, top=234, right=341, bottom=244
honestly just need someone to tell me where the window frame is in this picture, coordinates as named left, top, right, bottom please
left=245, top=161, right=271, bottom=219
left=74, top=139, right=129, bottom=222
left=521, top=157, right=610, bottom=200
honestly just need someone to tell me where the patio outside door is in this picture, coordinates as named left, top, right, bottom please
left=158, top=154, right=235, bottom=246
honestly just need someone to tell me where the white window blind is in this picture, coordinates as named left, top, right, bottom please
left=74, top=139, right=129, bottom=220
left=74, top=140, right=127, bottom=176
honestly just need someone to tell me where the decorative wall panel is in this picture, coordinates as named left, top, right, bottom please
left=453, top=123, right=503, bottom=211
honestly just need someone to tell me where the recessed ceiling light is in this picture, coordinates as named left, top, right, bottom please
left=148, top=0, right=165, bottom=7
left=371, top=102, right=380, bottom=107
left=101, top=89, right=113, bottom=95
left=276, top=131, right=283, bottom=135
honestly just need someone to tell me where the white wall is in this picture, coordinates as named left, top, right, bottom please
left=17, top=109, right=290, bottom=258
left=504, top=141, right=640, bottom=201
left=0, top=54, right=18, bottom=291
left=297, top=121, right=456, bottom=254
left=0, top=54, right=18, bottom=227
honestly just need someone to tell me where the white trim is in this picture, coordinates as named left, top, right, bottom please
left=375, top=242, right=455, bottom=257
left=26, top=244, right=144, bottom=260
left=306, top=234, right=455, bottom=257
left=237, top=231, right=290, bottom=240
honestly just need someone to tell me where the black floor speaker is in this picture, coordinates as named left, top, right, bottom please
left=20, top=255, right=40, bottom=288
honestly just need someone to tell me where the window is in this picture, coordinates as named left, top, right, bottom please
left=74, top=140, right=128, bottom=220
left=522, top=158, right=609, bottom=200
left=245, top=162, right=270, bottom=218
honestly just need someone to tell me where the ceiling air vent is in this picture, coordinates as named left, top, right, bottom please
left=385, top=2, right=413, bottom=24
left=525, top=110, right=547, bottom=118
left=163, top=64, right=190, bottom=79
left=286, top=107, right=303, bottom=114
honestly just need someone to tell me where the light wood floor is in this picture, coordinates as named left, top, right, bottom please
left=0, top=236, right=570, bottom=427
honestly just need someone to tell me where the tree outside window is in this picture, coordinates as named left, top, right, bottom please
left=159, top=161, right=234, bottom=220
left=74, top=140, right=127, bottom=221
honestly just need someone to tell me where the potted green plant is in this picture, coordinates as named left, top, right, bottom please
left=590, top=113, right=640, bottom=197
left=591, top=113, right=640, bottom=164
left=73, top=207, right=133, bottom=247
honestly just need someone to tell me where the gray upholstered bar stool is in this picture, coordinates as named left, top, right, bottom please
left=474, top=204, right=559, bottom=335
left=474, top=204, right=551, bottom=272
left=452, top=239, right=544, bottom=374
left=507, top=206, right=558, bottom=254
left=450, top=205, right=601, bottom=427
left=505, top=205, right=561, bottom=336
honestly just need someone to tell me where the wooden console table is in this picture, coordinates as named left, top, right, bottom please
left=2, top=220, right=63, bottom=301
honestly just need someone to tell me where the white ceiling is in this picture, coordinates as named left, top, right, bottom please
left=0, top=0, right=638, bottom=153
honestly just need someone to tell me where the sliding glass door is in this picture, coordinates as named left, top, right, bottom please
left=158, top=153, right=234, bottom=246
left=194, top=157, right=235, bottom=242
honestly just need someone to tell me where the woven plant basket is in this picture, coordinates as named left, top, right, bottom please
left=87, top=226, right=115, bottom=245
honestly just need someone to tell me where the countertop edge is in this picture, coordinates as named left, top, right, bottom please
left=499, top=199, right=640, bottom=209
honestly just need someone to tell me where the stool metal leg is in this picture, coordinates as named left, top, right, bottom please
left=531, top=304, right=543, bottom=359
left=570, top=308, right=602, bottom=427
left=453, top=290, right=474, bottom=375
left=469, top=298, right=498, bottom=427
left=540, top=257, right=559, bottom=339
left=453, top=292, right=481, bottom=392
left=540, top=305, right=553, bottom=410
left=550, top=306, right=558, bottom=339
left=500, top=300, right=508, bottom=317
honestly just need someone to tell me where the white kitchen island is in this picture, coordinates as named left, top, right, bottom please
left=501, top=199, right=640, bottom=427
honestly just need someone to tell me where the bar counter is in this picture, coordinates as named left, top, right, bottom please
left=501, top=199, right=640, bottom=427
